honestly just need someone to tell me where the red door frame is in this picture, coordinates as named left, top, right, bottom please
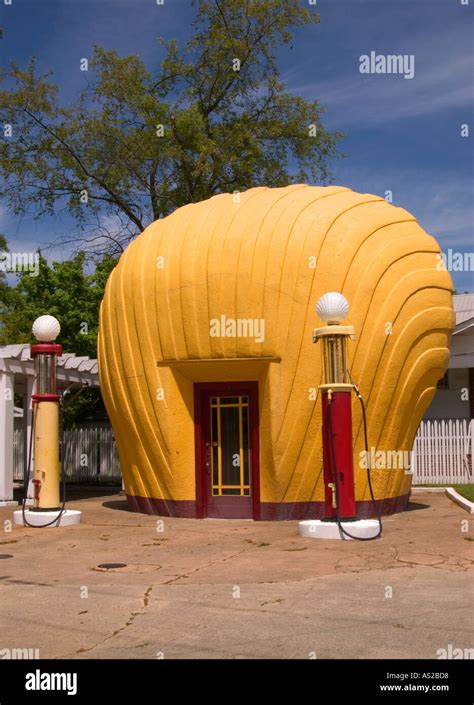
left=194, top=381, right=260, bottom=519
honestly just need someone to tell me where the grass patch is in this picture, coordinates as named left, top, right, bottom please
left=451, top=484, right=474, bottom=502
left=413, top=483, right=474, bottom=502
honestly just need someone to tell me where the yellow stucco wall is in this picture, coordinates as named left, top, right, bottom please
left=98, top=185, right=454, bottom=511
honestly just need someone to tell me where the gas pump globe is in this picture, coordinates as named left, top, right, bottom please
left=314, top=291, right=354, bottom=384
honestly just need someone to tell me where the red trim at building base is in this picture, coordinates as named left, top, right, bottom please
left=260, top=493, right=409, bottom=520
left=126, top=495, right=198, bottom=518
left=126, top=492, right=410, bottom=520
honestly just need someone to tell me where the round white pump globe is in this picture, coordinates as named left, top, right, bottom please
left=32, top=315, right=61, bottom=342
left=316, top=292, right=349, bottom=324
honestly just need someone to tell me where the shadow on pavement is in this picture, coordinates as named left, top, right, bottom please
left=102, top=500, right=131, bottom=512
left=14, top=485, right=121, bottom=503
left=404, top=501, right=431, bottom=512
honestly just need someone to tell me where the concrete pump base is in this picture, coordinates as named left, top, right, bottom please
left=13, top=509, right=82, bottom=528
left=298, top=518, right=380, bottom=540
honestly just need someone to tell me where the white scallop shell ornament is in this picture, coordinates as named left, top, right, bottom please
left=32, top=315, right=61, bottom=342
left=316, top=292, right=350, bottom=324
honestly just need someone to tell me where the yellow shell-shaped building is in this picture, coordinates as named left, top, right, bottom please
left=98, top=185, right=454, bottom=519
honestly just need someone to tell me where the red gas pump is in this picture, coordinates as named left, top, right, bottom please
left=298, top=292, right=382, bottom=541
left=314, top=293, right=357, bottom=521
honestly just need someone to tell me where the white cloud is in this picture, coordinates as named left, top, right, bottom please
left=329, top=162, right=473, bottom=252
left=286, top=24, right=473, bottom=129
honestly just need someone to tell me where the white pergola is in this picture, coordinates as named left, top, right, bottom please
left=0, top=344, right=99, bottom=505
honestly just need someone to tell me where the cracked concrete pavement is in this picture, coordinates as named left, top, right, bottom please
left=0, top=490, right=472, bottom=659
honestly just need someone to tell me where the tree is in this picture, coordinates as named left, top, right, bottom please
left=0, top=235, right=12, bottom=317
left=0, top=249, right=116, bottom=425
left=0, top=250, right=116, bottom=356
left=0, top=0, right=342, bottom=255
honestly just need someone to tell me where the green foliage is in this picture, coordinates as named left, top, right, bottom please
left=0, top=0, right=342, bottom=254
left=0, top=250, right=117, bottom=357
left=0, top=247, right=115, bottom=424
left=61, top=386, right=104, bottom=429
left=0, top=234, right=12, bottom=317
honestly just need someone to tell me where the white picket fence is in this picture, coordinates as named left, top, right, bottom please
left=13, top=425, right=121, bottom=483
left=411, top=419, right=473, bottom=485
left=13, top=418, right=473, bottom=486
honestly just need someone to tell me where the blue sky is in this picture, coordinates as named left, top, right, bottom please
left=1, top=0, right=473, bottom=289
